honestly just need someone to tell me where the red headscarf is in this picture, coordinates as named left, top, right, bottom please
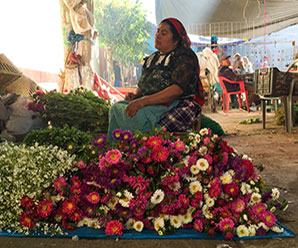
left=162, top=18, right=191, bottom=49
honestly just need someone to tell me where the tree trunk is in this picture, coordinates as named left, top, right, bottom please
left=106, top=47, right=115, bottom=86
left=59, top=0, right=94, bottom=92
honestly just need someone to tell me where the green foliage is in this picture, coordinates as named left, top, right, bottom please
left=23, top=125, right=93, bottom=160
left=29, top=87, right=110, bottom=134
left=94, top=0, right=152, bottom=66
left=239, top=118, right=261, bottom=124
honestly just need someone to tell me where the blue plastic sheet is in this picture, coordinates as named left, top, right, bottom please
left=0, top=222, right=295, bottom=240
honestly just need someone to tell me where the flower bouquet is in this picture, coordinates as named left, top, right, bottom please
left=18, top=127, right=288, bottom=239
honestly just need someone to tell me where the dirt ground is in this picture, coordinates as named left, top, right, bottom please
left=0, top=108, right=298, bottom=248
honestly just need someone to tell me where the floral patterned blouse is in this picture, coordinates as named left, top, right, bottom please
left=138, top=46, right=199, bottom=98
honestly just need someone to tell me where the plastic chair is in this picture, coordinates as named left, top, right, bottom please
left=218, top=76, right=250, bottom=113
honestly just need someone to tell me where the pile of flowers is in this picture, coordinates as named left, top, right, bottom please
left=17, top=128, right=288, bottom=239
left=0, top=143, right=76, bottom=235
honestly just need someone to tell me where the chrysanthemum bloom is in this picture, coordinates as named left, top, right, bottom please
left=196, top=158, right=209, bottom=171
left=147, top=136, right=162, bottom=147
left=193, top=219, right=203, bottom=232
left=133, top=220, right=144, bottom=232
left=77, top=160, right=86, bottom=169
left=271, top=188, right=280, bottom=200
left=119, top=190, right=133, bottom=208
left=181, top=213, right=193, bottom=224
left=223, top=183, right=239, bottom=197
left=252, top=202, right=266, bottom=216
left=69, top=209, right=83, bottom=221
left=190, top=164, right=200, bottom=175
left=37, top=199, right=53, bottom=218
left=199, top=128, right=208, bottom=136
left=189, top=181, right=202, bottom=195
left=105, top=149, right=122, bottom=164
left=198, top=146, right=207, bottom=156
left=170, top=215, right=182, bottom=229
left=236, top=224, right=249, bottom=237
left=20, top=195, right=34, bottom=209
left=224, top=231, right=234, bottom=240
left=260, top=211, right=276, bottom=227
left=62, top=199, right=76, bottom=215
left=71, top=176, right=81, bottom=188
left=105, top=220, right=123, bottom=236
left=152, top=146, right=169, bottom=162
left=53, top=177, right=67, bottom=193
left=112, top=129, right=122, bottom=141
left=232, top=198, right=246, bottom=213
left=19, top=212, right=35, bottom=228
left=95, top=135, right=106, bottom=148
left=218, top=218, right=234, bottom=232
left=154, top=217, right=165, bottom=231
left=250, top=192, right=262, bottom=204
left=121, top=130, right=133, bottom=142
left=151, top=189, right=165, bottom=204
left=88, top=191, right=100, bottom=204
left=174, top=140, right=185, bottom=152
left=220, top=172, right=232, bottom=184
left=208, top=184, right=221, bottom=198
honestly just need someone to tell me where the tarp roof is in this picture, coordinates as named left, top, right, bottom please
left=155, top=0, right=298, bottom=40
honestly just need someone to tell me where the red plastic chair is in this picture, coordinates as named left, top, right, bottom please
left=218, top=76, right=249, bottom=113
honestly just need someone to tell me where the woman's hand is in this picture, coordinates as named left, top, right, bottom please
left=125, top=98, right=147, bottom=118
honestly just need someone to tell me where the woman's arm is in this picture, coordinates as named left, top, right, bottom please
left=125, top=84, right=183, bottom=118
left=124, top=87, right=143, bottom=100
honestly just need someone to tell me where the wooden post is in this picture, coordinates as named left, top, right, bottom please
left=59, top=0, right=94, bottom=92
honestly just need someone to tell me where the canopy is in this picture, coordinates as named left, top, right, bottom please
left=155, top=0, right=298, bottom=40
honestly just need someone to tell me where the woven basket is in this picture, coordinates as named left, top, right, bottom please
left=0, top=54, right=38, bottom=96
left=0, top=53, right=22, bottom=90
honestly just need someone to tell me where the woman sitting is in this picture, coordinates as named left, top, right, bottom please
left=107, top=18, right=205, bottom=142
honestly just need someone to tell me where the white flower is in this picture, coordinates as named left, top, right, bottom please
left=169, top=182, right=181, bottom=192
left=196, top=158, right=209, bottom=171
left=271, top=225, right=284, bottom=233
left=195, top=134, right=201, bottom=143
left=241, top=182, right=252, bottom=195
left=169, top=215, right=182, bottom=229
left=119, top=190, right=134, bottom=208
left=199, top=128, right=208, bottom=136
left=271, top=188, right=280, bottom=200
left=181, top=213, right=193, bottom=224
left=133, top=221, right=144, bottom=232
left=151, top=189, right=165, bottom=204
left=206, top=198, right=215, bottom=208
left=198, top=146, right=207, bottom=156
left=189, top=181, right=202, bottom=195
left=125, top=219, right=135, bottom=230
left=220, top=172, right=232, bottom=184
left=211, top=134, right=218, bottom=142
left=190, top=140, right=197, bottom=148
left=184, top=145, right=190, bottom=154
left=236, top=225, right=249, bottom=237
left=154, top=217, right=165, bottom=231
left=250, top=192, right=262, bottom=204
left=248, top=225, right=256, bottom=236
left=190, top=164, right=200, bottom=175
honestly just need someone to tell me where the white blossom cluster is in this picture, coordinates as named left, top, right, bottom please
left=0, top=143, right=76, bottom=234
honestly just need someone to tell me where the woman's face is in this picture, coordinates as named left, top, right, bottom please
left=154, top=22, right=179, bottom=54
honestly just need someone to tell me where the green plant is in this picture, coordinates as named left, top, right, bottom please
left=239, top=118, right=261, bottom=124
left=28, top=87, right=110, bottom=134
left=23, top=125, right=93, bottom=161
left=274, top=103, right=298, bottom=125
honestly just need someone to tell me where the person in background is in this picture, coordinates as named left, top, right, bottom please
left=232, top=53, right=245, bottom=74
left=241, top=56, right=254, bottom=73
left=218, top=55, right=260, bottom=109
left=107, top=18, right=205, bottom=142
left=113, top=60, right=122, bottom=87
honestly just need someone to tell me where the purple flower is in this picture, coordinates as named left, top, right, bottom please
left=229, top=157, right=242, bottom=170
left=256, top=226, right=267, bottom=236
left=261, top=191, right=272, bottom=203
left=112, top=129, right=122, bottom=141
left=235, top=167, right=247, bottom=182
left=213, top=164, right=224, bottom=177
left=93, top=134, right=107, bottom=148
left=137, top=146, right=148, bottom=159
left=121, top=130, right=133, bottom=142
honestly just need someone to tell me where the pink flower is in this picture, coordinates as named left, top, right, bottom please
left=105, top=150, right=122, bottom=164
left=71, top=176, right=81, bottom=188
left=88, top=191, right=100, bottom=204
left=231, top=198, right=246, bottom=213
left=69, top=209, right=83, bottom=221
left=174, top=140, right=185, bottom=152
left=209, top=184, right=221, bottom=198
left=77, top=160, right=86, bottom=169
left=53, top=177, right=67, bottom=193
left=224, top=231, right=234, bottom=240
left=152, top=146, right=169, bottom=162
left=218, top=218, right=234, bottom=232
left=37, top=199, right=53, bottom=218
left=193, top=219, right=203, bottom=232
left=62, top=199, right=76, bottom=215
left=105, top=220, right=123, bottom=236
left=252, top=202, right=267, bottom=216
left=147, top=136, right=162, bottom=147
left=260, top=211, right=276, bottom=227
